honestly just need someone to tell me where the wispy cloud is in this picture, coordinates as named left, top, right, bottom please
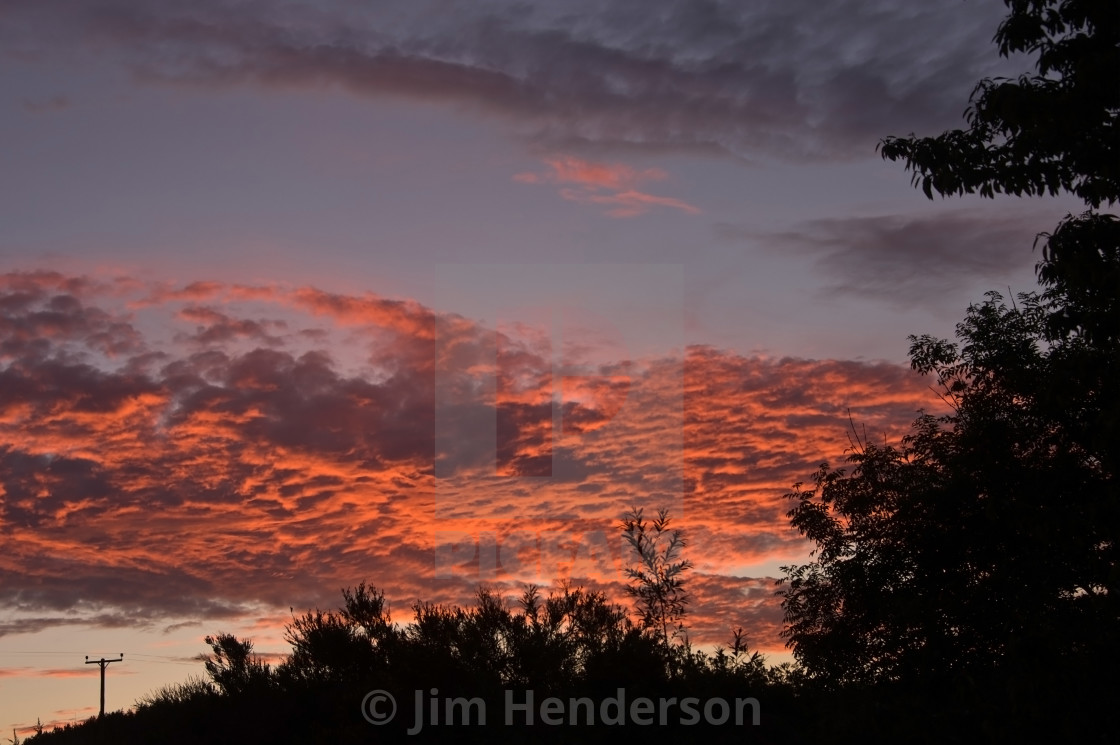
left=0, top=0, right=1019, bottom=160
left=722, top=207, right=1057, bottom=305
left=515, top=155, right=700, bottom=217
left=514, top=157, right=668, bottom=191
left=0, top=667, right=126, bottom=679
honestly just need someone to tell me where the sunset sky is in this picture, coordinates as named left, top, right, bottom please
left=0, top=0, right=1084, bottom=735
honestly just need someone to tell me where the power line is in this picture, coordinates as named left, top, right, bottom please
left=0, top=651, right=199, bottom=665
left=123, top=653, right=199, bottom=666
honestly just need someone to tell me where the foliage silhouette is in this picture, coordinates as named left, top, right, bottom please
left=22, top=581, right=787, bottom=745
left=782, top=290, right=1117, bottom=680
left=619, top=507, right=694, bottom=658
left=878, top=0, right=1118, bottom=207
left=203, top=633, right=274, bottom=696
left=781, top=0, right=1117, bottom=740
left=22, top=511, right=791, bottom=744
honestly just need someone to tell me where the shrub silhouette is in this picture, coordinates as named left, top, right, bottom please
left=23, top=511, right=787, bottom=744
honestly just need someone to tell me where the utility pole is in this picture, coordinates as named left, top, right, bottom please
left=84, top=654, right=123, bottom=717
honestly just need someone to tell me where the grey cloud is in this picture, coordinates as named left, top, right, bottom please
left=0, top=0, right=1020, bottom=160
left=730, top=209, right=1051, bottom=304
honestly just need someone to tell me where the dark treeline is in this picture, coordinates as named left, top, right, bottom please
left=18, top=510, right=1114, bottom=744
left=18, top=0, right=1119, bottom=742
left=23, top=525, right=805, bottom=744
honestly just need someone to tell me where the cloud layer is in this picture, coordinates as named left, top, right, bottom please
left=0, top=270, right=943, bottom=650
left=720, top=207, right=1054, bottom=305
left=0, top=0, right=1020, bottom=160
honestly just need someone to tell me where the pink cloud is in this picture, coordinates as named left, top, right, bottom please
left=536, top=156, right=667, bottom=190
left=514, top=155, right=700, bottom=217
left=558, top=187, right=702, bottom=218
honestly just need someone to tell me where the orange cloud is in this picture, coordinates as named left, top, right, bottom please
left=514, top=155, right=700, bottom=217
left=528, top=156, right=667, bottom=190
left=0, top=271, right=942, bottom=657
left=558, top=186, right=702, bottom=218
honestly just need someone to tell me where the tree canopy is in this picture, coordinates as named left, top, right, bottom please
left=878, top=0, right=1118, bottom=207
left=780, top=0, right=1119, bottom=694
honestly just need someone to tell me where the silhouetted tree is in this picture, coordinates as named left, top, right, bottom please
left=781, top=291, right=1113, bottom=682
left=620, top=507, right=693, bottom=652
left=340, top=581, right=394, bottom=641
left=880, top=0, right=1119, bottom=482
left=202, top=633, right=273, bottom=696
left=878, top=0, right=1117, bottom=207
left=781, top=2, right=1117, bottom=739
left=278, top=604, right=385, bottom=687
